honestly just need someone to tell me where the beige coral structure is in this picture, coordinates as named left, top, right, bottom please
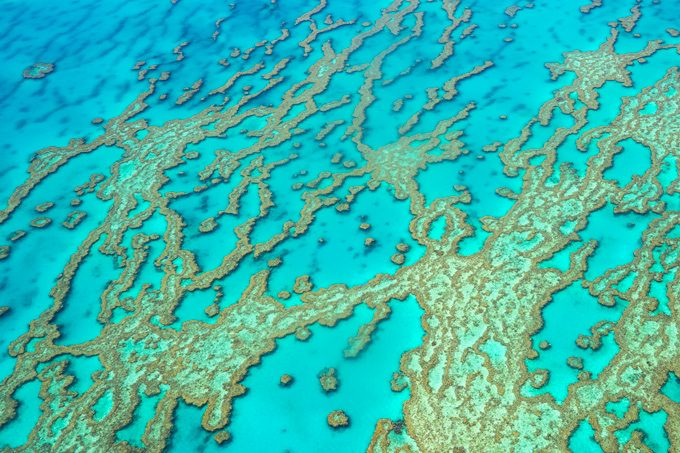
left=390, top=371, right=408, bottom=392
left=371, top=21, right=680, bottom=453
left=9, top=230, right=26, bottom=242
left=327, top=409, right=350, bottom=428
left=294, top=326, right=312, bottom=341
left=0, top=0, right=678, bottom=451
left=396, top=242, right=410, bottom=253
left=319, top=367, right=339, bottom=393
left=580, top=0, right=603, bottom=14
left=22, top=62, right=55, bottom=79
left=62, top=211, right=87, bottom=230
left=35, top=202, right=55, bottom=213
left=390, top=253, right=405, bottom=265
left=29, top=217, right=52, bottom=228
left=198, top=217, right=218, bottom=233
left=279, top=374, right=294, bottom=386
left=293, top=275, right=314, bottom=294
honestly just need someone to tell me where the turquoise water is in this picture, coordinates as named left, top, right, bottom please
left=662, top=372, right=680, bottom=403
left=222, top=298, right=424, bottom=452
left=526, top=282, right=625, bottom=402
left=0, top=379, right=41, bottom=448
left=0, top=0, right=678, bottom=451
left=568, top=419, right=604, bottom=453
left=614, top=408, right=670, bottom=452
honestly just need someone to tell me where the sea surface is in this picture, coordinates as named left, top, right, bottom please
left=0, top=0, right=678, bottom=451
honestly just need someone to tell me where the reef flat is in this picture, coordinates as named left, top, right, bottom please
left=0, top=0, right=678, bottom=451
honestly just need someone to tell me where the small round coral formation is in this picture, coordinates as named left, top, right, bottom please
left=22, top=62, right=55, bottom=79
left=318, top=367, right=339, bottom=393
left=294, top=326, right=311, bottom=341
left=390, top=253, right=405, bottom=265
left=327, top=410, right=350, bottom=428
left=567, top=356, right=584, bottom=370
left=30, top=217, right=52, bottom=228
left=395, top=242, right=410, bottom=253
left=390, top=372, right=408, bottom=392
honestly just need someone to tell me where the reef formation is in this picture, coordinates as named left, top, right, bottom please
left=22, top=62, right=55, bottom=80
left=0, top=0, right=678, bottom=451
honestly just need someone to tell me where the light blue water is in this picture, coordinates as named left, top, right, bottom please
left=526, top=282, right=625, bottom=403
left=215, top=297, right=424, bottom=452
left=568, top=419, right=604, bottom=453
left=614, top=407, right=670, bottom=452
left=581, top=203, right=657, bottom=280
left=661, top=372, right=680, bottom=403
left=117, top=384, right=167, bottom=448
left=606, top=398, right=631, bottom=419
left=603, top=139, right=652, bottom=187
left=0, top=378, right=42, bottom=448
